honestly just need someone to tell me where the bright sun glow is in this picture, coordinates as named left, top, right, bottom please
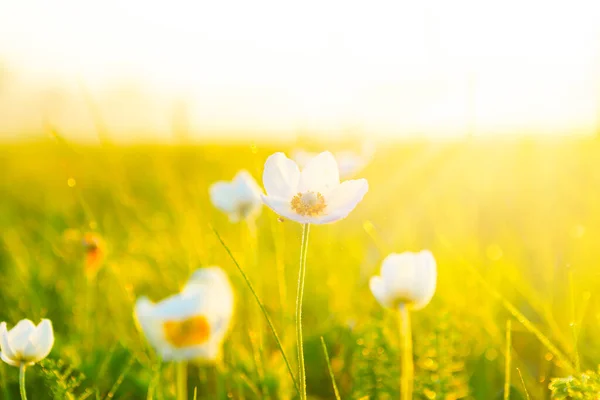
left=0, top=0, right=599, bottom=141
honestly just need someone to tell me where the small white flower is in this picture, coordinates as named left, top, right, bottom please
left=209, top=170, right=263, bottom=222
left=0, top=319, right=54, bottom=367
left=292, top=144, right=374, bottom=179
left=370, top=251, right=437, bottom=310
left=134, top=267, right=234, bottom=362
left=261, top=151, right=368, bottom=224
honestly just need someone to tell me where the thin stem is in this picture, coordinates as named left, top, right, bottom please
left=177, top=361, right=187, bottom=400
left=19, top=365, right=27, bottom=400
left=296, top=223, right=310, bottom=400
left=320, top=337, right=341, bottom=400
left=504, top=320, right=512, bottom=400
left=398, top=305, right=413, bottom=400
left=568, top=268, right=581, bottom=373
left=516, top=368, right=531, bottom=400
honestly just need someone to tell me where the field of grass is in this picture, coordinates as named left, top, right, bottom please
left=1, top=137, right=600, bottom=399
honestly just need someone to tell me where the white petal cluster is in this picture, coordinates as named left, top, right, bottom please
left=0, top=319, right=54, bottom=367
left=209, top=170, right=263, bottom=222
left=135, top=267, right=234, bottom=362
left=262, top=151, right=368, bottom=224
left=370, top=251, right=437, bottom=310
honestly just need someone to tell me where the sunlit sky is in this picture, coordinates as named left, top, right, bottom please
left=0, top=0, right=599, bottom=142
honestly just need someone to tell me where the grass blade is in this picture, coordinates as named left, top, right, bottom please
left=103, top=356, right=134, bottom=400
left=211, top=226, right=300, bottom=396
left=320, top=337, right=341, bottom=400
left=516, top=368, right=531, bottom=400
left=437, top=233, right=575, bottom=372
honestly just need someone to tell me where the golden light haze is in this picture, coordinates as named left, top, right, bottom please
left=0, top=0, right=599, bottom=142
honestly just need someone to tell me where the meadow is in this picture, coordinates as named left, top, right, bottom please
left=1, top=136, right=600, bottom=399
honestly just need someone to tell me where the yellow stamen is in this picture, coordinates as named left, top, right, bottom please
left=163, top=316, right=211, bottom=348
left=290, top=191, right=326, bottom=216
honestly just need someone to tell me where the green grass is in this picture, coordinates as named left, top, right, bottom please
left=1, top=137, right=600, bottom=399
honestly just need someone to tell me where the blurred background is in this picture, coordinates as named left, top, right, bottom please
left=2, top=1, right=600, bottom=399
left=1, top=0, right=599, bottom=143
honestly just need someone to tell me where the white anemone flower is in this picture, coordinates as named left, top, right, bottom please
left=0, top=319, right=54, bottom=367
left=209, top=170, right=263, bottom=222
left=134, top=267, right=234, bottom=362
left=370, top=251, right=437, bottom=310
left=261, top=151, right=368, bottom=224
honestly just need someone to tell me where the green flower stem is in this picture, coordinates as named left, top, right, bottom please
left=19, top=364, right=27, bottom=400
left=296, top=223, right=310, bottom=400
left=398, top=305, right=413, bottom=400
left=177, top=361, right=187, bottom=400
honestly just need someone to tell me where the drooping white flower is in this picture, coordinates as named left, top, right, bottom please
left=0, top=319, right=54, bottom=367
left=134, top=267, right=234, bottom=362
left=209, top=170, right=263, bottom=222
left=261, top=151, right=368, bottom=224
left=370, top=251, right=437, bottom=310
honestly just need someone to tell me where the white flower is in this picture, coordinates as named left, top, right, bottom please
left=261, top=151, right=368, bottom=224
left=134, top=267, right=234, bottom=362
left=370, top=251, right=437, bottom=310
left=209, top=170, right=263, bottom=222
left=0, top=319, right=54, bottom=367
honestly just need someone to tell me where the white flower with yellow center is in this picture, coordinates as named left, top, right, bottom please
left=209, top=170, right=263, bottom=222
left=134, top=267, right=234, bottom=362
left=261, top=151, right=368, bottom=224
left=0, top=319, right=54, bottom=367
left=370, top=250, right=437, bottom=310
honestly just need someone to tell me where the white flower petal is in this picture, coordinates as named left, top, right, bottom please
left=319, top=179, right=368, bottom=223
left=0, top=322, right=17, bottom=364
left=184, top=268, right=235, bottom=319
left=374, top=252, right=437, bottom=310
left=186, top=267, right=229, bottom=289
left=233, top=170, right=263, bottom=200
left=262, top=195, right=300, bottom=221
left=263, top=153, right=300, bottom=198
left=412, top=251, right=437, bottom=310
left=209, top=181, right=238, bottom=213
left=165, top=344, right=214, bottom=363
left=298, top=151, right=340, bottom=193
left=0, top=352, right=19, bottom=367
left=381, top=253, right=419, bottom=298
left=8, top=319, right=36, bottom=354
left=135, top=298, right=173, bottom=356
left=23, top=319, right=54, bottom=362
left=33, top=320, right=54, bottom=361
left=211, top=170, right=263, bottom=222
left=369, top=276, right=392, bottom=308
left=148, top=292, right=203, bottom=320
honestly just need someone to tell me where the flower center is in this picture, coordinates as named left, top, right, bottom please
left=236, top=200, right=254, bottom=219
left=163, top=316, right=211, bottom=348
left=290, top=191, right=326, bottom=216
